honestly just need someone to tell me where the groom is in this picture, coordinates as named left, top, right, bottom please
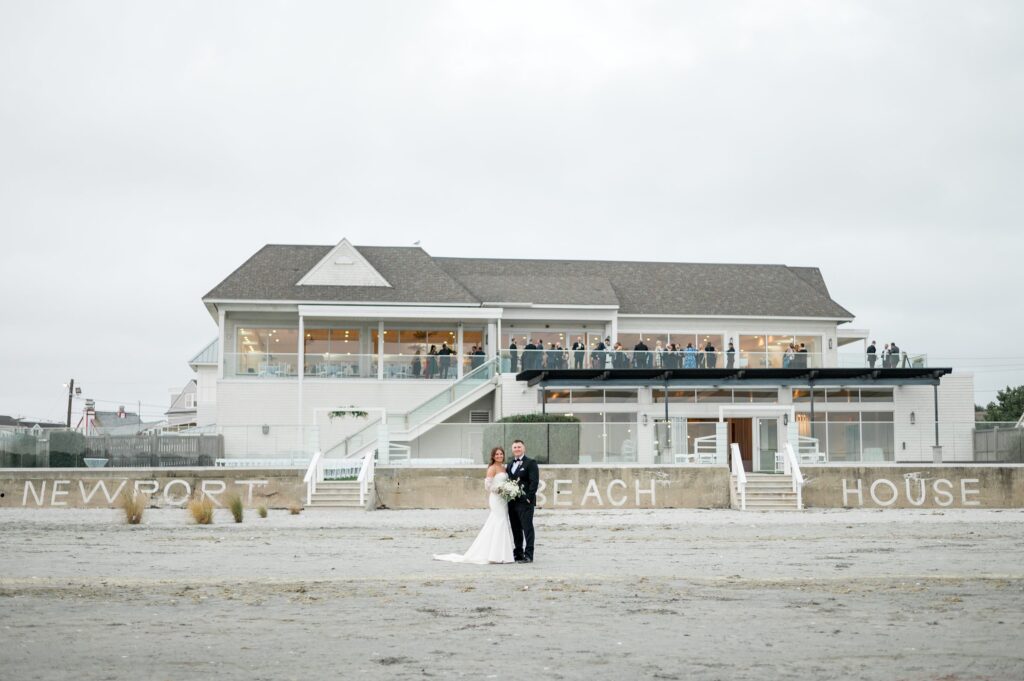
left=507, top=439, right=539, bottom=563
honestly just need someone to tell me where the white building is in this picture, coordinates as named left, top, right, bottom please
left=190, top=238, right=974, bottom=467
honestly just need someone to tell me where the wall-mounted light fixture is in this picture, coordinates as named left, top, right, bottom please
left=828, top=338, right=833, bottom=350
left=262, top=424, right=270, bottom=435
left=783, top=413, right=789, bottom=426
left=909, top=412, right=916, bottom=425
left=642, top=414, right=649, bottom=427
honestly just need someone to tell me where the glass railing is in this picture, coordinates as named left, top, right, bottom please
left=403, top=358, right=498, bottom=432
left=305, top=354, right=378, bottom=378
left=381, top=353, right=458, bottom=380
left=500, top=349, right=930, bottom=371
left=226, top=352, right=299, bottom=377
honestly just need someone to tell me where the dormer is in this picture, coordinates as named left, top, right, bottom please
left=296, top=238, right=392, bottom=287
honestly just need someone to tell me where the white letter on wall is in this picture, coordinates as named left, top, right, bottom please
left=535, top=479, right=547, bottom=507
left=235, top=480, right=269, bottom=504
left=904, top=477, right=927, bottom=507
left=23, top=480, right=46, bottom=507
left=201, top=479, right=227, bottom=506
left=553, top=479, right=572, bottom=507
left=79, top=479, right=127, bottom=505
left=635, top=478, right=656, bottom=506
left=869, top=479, right=899, bottom=507
left=50, top=480, right=70, bottom=506
left=163, top=479, right=191, bottom=506
left=607, top=480, right=627, bottom=507
left=134, top=480, right=159, bottom=496
left=580, top=479, right=603, bottom=507
left=933, top=479, right=954, bottom=507
left=960, top=478, right=981, bottom=507
left=841, top=479, right=863, bottom=507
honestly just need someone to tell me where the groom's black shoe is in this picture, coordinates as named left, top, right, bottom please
left=515, top=557, right=528, bottom=563
left=522, top=557, right=533, bottom=563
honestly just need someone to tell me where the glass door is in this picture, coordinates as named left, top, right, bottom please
left=755, top=417, right=780, bottom=472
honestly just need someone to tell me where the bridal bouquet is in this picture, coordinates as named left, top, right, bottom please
left=495, top=479, right=524, bottom=502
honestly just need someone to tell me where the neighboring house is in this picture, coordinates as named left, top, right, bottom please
left=165, top=379, right=198, bottom=431
left=91, top=409, right=161, bottom=437
left=0, top=415, right=65, bottom=435
left=193, top=238, right=974, bottom=465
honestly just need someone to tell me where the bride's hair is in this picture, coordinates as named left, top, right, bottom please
left=488, top=447, right=506, bottom=465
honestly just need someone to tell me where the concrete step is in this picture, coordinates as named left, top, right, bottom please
left=306, top=502, right=366, bottom=509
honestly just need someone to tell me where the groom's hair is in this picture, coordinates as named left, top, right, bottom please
left=512, top=439, right=525, bottom=450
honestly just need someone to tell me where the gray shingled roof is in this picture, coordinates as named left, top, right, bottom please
left=436, top=257, right=853, bottom=318
left=203, top=245, right=479, bottom=305
left=204, top=244, right=853, bottom=319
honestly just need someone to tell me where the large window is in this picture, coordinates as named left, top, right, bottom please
left=739, top=333, right=823, bottom=368
left=798, top=410, right=895, bottom=462
left=234, top=327, right=298, bottom=376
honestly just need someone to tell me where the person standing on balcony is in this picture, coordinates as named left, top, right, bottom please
left=411, top=349, right=422, bottom=378
left=572, top=337, right=585, bottom=369
left=867, top=340, right=878, bottom=368
left=427, top=345, right=438, bottom=379
left=890, top=341, right=902, bottom=368
left=783, top=343, right=796, bottom=368
left=509, top=339, right=519, bottom=372
left=633, top=337, right=649, bottom=368
left=439, top=342, right=453, bottom=378
left=726, top=339, right=736, bottom=368
left=684, top=342, right=697, bottom=368
left=704, top=340, right=717, bottom=368
left=593, top=337, right=606, bottom=370
left=797, top=343, right=809, bottom=368
left=882, top=343, right=892, bottom=368
left=523, top=338, right=536, bottom=370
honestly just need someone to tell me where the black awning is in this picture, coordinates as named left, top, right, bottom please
left=516, top=367, right=952, bottom=387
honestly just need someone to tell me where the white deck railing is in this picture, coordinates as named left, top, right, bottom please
left=357, top=450, right=375, bottom=506
left=730, top=443, right=747, bottom=510
left=302, top=449, right=324, bottom=506
left=783, top=443, right=805, bottom=510
left=694, top=434, right=719, bottom=464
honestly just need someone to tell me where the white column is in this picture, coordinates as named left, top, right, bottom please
left=456, top=323, right=464, bottom=378
left=377, top=321, right=385, bottom=380
left=636, top=414, right=655, bottom=464
left=217, top=308, right=226, bottom=379
left=298, top=315, right=305, bottom=452
left=609, top=317, right=618, bottom=345
left=487, top=321, right=497, bottom=359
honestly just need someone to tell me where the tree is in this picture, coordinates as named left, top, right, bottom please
left=983, top=385, right=1024, bottom=423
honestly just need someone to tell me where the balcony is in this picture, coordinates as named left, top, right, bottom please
left=225, top=352, right=490, bottom=380
left=500, top=349, right=929, bottom=372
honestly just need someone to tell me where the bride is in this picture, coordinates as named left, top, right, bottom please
left=433, top=447, right=515, bottom=564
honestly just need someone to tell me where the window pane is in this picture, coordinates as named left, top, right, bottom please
left=827, top=422, right=861, bottom=462
left=739, top=335, right=769, bottom=368
left=826, top=388, right=859, bottom=403
left=653, top=389, right=697, bottom=403
left=862, top=422, right=895, bottom=461
left=697, top=389, right=732, bottom=403
left=733, top=389, right=779, bottom=403
left=539, top=390, right=570, bottom=403
left=570, top=389, right=604, bottom=403
left=604, top=389, right=639, bottom=403
left=860, top=388, right=894, bottom=403
left=861, top=411, right=894, bottom=422
left=827, top=412, right=859, bottom=422
left=330, top=328, right=360, bottom=354
left=304, top=329, right=329, bottom=355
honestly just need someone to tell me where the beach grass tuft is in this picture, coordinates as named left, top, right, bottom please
left=227, top=493, right=244, bottom=523
left=187, top=495, right=215, bottom=525
left=119, top=488, right=146, bottom=525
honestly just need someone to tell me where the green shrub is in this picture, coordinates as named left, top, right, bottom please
left=227, top=494, right=244, bottom=523
left=48, top=431, right=87, bottom=467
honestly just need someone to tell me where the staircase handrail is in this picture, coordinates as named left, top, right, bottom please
left=783, top=443, right=805, bottom=510
left=356, top=450, right=375, bottom=507
left=303, top=449, right=324, bottom=506
left=730, top=443, right=747, bottom=510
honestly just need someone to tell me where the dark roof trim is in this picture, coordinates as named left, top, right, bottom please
left=517, top=367, right=952, bottom=387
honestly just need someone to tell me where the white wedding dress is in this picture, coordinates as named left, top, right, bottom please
left=434, top=473, right=515, bottom=565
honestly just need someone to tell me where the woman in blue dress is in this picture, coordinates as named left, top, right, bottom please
left=683, top=343, right=697, bottom=368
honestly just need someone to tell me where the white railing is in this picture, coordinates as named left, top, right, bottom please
left=730, top=443, right=747, bottom=510
left=783, top=443, right=805, bottom=510
left=694, top=434, right=719, bottom=464
left=796, top=436, right=827, bottom=464
left=302, top=449, right=324, bottom=506
left=356, top=450, right=375, bottom=507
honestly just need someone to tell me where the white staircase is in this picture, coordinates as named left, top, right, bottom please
left=737, top=473, right=801, bottom=511
left=308, top=480, right=373, bottom=509
left=322, top=358, right=499, bottom=460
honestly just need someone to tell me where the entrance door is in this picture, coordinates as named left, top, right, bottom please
left=727, top=418, right=753, bottom=472
left=755, top=417, right=780, bottom=473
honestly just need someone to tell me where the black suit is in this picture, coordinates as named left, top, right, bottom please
left=507, top=455, right=539, bottom=561
left=866, top=344, right=877, bottom=369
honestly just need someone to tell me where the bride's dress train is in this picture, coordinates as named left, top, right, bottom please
left=434, top=473, right=515, bottom=564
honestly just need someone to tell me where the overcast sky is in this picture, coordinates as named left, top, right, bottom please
left=1, top=1, right=1021, bottom=423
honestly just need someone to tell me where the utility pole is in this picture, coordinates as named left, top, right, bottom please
left=65, top=379, right=75, bottom=428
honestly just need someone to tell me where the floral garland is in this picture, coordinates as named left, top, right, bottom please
left=328, top=407, right=369, bottom=420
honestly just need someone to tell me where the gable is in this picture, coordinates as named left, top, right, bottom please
left=296, top=238, right=391, bottom=288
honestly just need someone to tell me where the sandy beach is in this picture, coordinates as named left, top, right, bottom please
left=2, top=507, right=1023, bottom=680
